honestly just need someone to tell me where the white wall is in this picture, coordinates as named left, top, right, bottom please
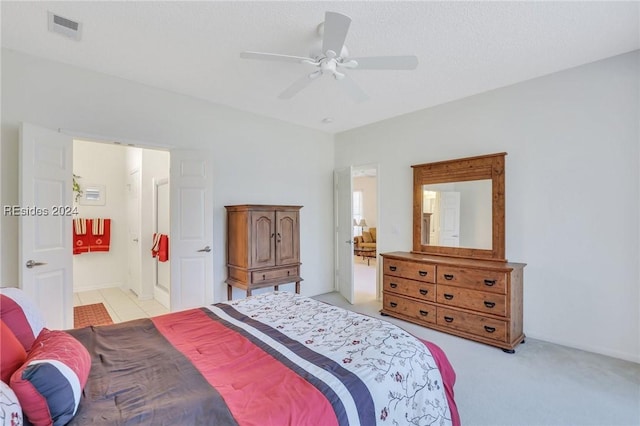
left=335, top=51, right=640, bottom=363
left=72, top=140, right=128, bottom=291
left=1, top=126, right=18, bottom=287
left=1, top=48, right=335, bottom=300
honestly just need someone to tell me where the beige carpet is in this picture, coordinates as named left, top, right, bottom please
left=74, top=303, right=114, bottom=328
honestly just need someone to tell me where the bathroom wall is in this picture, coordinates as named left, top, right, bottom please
left=72, top=140, right=128, bottom=292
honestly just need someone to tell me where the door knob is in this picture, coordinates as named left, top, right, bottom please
left=26, top=260, right=47, bottom=269
left=197, top=246, right=212, bottom=253
left=345, top=240, right=353, bottom=244
left=133, top=238, right=139, bottom=242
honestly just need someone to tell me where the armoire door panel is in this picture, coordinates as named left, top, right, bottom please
left=251, top=211, right=276, bottom=268
left=276, top=211, right=299, bottom=265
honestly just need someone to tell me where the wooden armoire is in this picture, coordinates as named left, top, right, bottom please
left=225, top=205, right=302, bottom=300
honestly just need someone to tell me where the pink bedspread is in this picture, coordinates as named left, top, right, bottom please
left=70, top=292, right=459, bottom=425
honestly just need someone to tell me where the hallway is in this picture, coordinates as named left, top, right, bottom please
left=353, top=255, right=378, bottom=303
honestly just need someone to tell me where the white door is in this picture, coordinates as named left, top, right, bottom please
left=440, top=191, right=461, bottom=247
left=170, top=150, right=213, bottom=310
left=19, top=123, right=73, bottom=329
left=334, top=168, right=354, bottom=304
left=126, top=169, right=141, bottom=296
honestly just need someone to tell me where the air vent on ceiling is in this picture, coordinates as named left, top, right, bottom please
left=47, top=11, right=82, bottom=41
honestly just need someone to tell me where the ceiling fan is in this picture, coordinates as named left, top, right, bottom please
left=240, top=11, right=418, bottom=102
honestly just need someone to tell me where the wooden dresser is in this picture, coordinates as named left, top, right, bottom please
left=381, top=252, right=526, bottom=352
left=225, top=205, right=302, bottom=300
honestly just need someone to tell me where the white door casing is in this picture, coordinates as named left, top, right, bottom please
left=127, top=169, right=142, bottom=296
left=153, top=178, right=171, bottom=309
left=19, top=123, right=73, bottom=329
left=334, top=168, right=354, bottom=304
left=170, top=150, right=213, bottom=310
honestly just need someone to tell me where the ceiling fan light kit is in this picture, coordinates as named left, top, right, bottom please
left=240, top=11, right=418, bottom=102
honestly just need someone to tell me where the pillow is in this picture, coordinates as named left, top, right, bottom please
left=0, top=380, right=23, bottom=426
left=0, top=321, right=27, bottom=383
left=0, top=288, right=45, bottom=351
left=369, top=227, right=377, bottom=242
left=10, top=329, right=91, bottom=426
left=362, top=231, right=373, bottom=243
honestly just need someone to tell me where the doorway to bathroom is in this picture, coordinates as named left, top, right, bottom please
left=72, top=139, right=170, bottom=322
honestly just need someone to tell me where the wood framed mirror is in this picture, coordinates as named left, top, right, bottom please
left=412, top=152, right=506, bottom=261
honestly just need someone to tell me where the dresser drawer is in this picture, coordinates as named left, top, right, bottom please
left=437, top=285, right=506, bottom=316
left=383, top=275, right=435, bottom=302
left=383, top=294, right=436, bottom=324
left=437, top=307, right=507, bottom=342
left=384, top=259, right=435, bottom=283
left=437, top=266, right=507, bottom=294
left=251, top=266, right=298, bottom=283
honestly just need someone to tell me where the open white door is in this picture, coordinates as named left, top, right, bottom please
left=334, top=168, right=354, bottom=303
left=170, top=150, right=213, bottom=310
left=440, top=191, right=461, bottom=247
left=19, top=123, right=73, bottom=329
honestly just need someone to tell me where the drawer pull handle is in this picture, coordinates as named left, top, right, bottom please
left=287, top=270, right=291, bottom=276
left=389, top=283, right=398, bottom=288
left=389, top=266, right=397, bottom=271
left=444, top=274, right=454, bottom=280
left=419, top=289, right=428, bottom=295
left=390, top=302, right=398, bottom=308
left=484, top=326, right=496, bottom=333
left=418, top=271, right=428, bottom=276
left=444, top=316, right=454, bottom=323
left=484, top=301, right=496, bottom=308
left=262, top=274, right=266, bottom=280
left=484, top=279, right=496, bottom=286
left=443, top=294, right=454, bottom=300
left=419, top=310, right=429, bottom=316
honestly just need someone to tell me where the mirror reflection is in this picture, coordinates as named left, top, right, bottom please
left=421, top=179, right=492, bottom=249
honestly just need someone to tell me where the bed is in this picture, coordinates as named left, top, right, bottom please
left=2, top=290, right=459, bottom=426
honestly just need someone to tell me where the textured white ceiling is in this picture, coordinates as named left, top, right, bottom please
left=2, top=1, right=638, bottom=134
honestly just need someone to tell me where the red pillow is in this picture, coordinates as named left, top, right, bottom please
left=11, top=328, right=91, bottom=426
left=0, top=288, right=45, bottom=351
left=0, top=321, right=27, bottom=383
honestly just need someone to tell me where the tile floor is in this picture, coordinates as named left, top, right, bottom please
left=74, top=287, right=169, bottom=323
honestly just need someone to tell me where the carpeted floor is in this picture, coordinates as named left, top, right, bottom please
left=313, top=291, right=640, bottom=426
left=74, top=302, right=114, bottom=328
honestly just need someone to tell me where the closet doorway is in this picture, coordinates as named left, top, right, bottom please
left=352, top=165, right=378, bottom=303
left=72, top=140, right=170, bottom=322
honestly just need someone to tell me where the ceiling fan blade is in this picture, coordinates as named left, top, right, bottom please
left=240, top=51, right=315, bottom=64
left=322, top=12, right=351, bottom=56
left=337, top=74, right=369, bottom=103
left=278, top=72, right=320, bottom=99
left=348, top=55, right=419, bottom=70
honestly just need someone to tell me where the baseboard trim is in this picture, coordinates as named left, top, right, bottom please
left=73, top=282, right=123, bottom=293
left=525, top=332, right=639, bottom=364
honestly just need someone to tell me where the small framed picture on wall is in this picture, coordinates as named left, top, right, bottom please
left=80, top=184, right=106, bottom=206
